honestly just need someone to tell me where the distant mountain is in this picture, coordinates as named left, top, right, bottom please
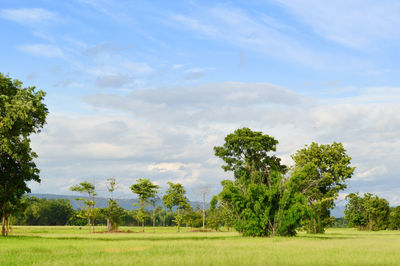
left=28, top=193, right=208, bottom=211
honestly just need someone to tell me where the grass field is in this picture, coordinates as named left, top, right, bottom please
left=1, top=226, right=400, bottom=265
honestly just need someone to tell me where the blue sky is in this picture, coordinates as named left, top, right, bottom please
left=1, top=0, right=400, bottom=204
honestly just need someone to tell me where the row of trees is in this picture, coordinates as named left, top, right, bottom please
left=345, top=193, right=400, bottom=231
left=7, top=195, right=206, bottom=230
left=69, top=179, right=193, bottom=233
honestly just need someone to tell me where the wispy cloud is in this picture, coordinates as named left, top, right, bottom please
left=274, top=0, right=400, bottom=49
left=169, top=5, right=320, bottom=67
left=17, top=44, right=64, bottom=58
left=0, top=8, right=58, bottom=25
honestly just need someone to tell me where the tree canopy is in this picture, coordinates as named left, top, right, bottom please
left=130, top=178, right=159, bottom=232
left=291, top=142, right=355, bottom=233
left=162, top=182, right=189, bottom=232
left=0, top=73, right=48, bottom=236
left=214, top=128, right=307, bottom=237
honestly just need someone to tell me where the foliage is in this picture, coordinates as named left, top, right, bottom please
left=214, top=128, right=308, bottom=237
left=345, top=192, right=390, bottom=230
left=70, top=181, right=97, bottom=233
left=18, top=196, right=74, bottom=225
left=106, top=177, right=120, bottom=231
left=0, top=73, right=48, bottom=236
left=162, top=182, right=189, bottom=232
left=291, top=142, right=355, bottom=233
left=130, top=178, right=159, bottom=232
left=388, top=206, right=400, bottom=230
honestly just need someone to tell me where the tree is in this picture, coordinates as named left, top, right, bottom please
left=345, top=193, right=390, bottom=231
left=291, top=142, right=355, bottom=233
left=388, top=206, right=400, bottom=230
left=0, top=73, right=48, bottom=236
left=130, top=178, right=159, bottom=232
left=70, top=181, right=97, bottom=233
left=162, top=182, right=189, bottom=232
left=214, top=128, right=307, bottom=237
left=106, top=177, right=119, bottom=232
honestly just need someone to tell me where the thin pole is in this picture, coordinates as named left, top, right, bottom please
left=202, top=192, right=205, bottom=230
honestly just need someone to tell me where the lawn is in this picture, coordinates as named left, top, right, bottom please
left=1, top=226, right=399, bottom=265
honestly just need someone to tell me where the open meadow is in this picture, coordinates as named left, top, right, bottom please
left=1, top=227, right=400, bottom=265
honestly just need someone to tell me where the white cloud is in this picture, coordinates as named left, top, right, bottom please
left=18, top=44, right=64, bottom=58
left=169, top=5, right=320, bottom=66
left=353, top=166, right=388, bottom=181
left=29, top=82, right=400, bottom=204
left=274, top=0, right=400, bottom=49
left=0, top=8, right=58, bottom=24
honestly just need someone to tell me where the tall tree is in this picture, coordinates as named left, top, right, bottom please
left=106, top=177, right=118, bottom=232
left=214, top=128, right=307, bottom=237
left=130, top=178, right=159, bottom=232
left=162, top=182, right=189, bottom=232
left=70, top=181, right=97, bottom=233
left=0, top=73, right=48, bottom=236
left=291, top=142, right=355, bottom=233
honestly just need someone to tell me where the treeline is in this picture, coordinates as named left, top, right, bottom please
left=345, top=193, right=400, bottom=231
left=9, top=196, right=205, bottom=229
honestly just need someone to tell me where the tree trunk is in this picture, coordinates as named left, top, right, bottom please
left=177, top=209, right=181, bottom=232
left=313, top=217, right=317, bottom=234
left=88, top=216, right=91, bottom=233
left=1, top=204, right=6, bottom=237
left=142, top=220, right=144, bottom=233
left=203, top=192, right=205, bottom=230
left=107, top=219, right=111, bottom=232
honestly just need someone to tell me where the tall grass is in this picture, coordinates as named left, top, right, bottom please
left=1, top=227, right=400, bottom=265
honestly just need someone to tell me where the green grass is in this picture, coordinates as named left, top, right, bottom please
left=1, top=226, right=400, bottom=265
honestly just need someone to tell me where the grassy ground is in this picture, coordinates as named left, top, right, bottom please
left=1, top=226, right=400, bottom=265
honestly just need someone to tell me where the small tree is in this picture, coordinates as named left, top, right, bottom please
left=70, top=181, right=97, bottom=233
left=162, top=182, right=189, bottom=232
left=106, top=177, right=119, bottom=232
left=130, top=179, right=159, bottom=232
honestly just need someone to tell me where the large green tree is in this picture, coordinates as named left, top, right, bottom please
left=291, top=142, right=355, bottom=233
left=162, top=182, right=189, bottom=232
left=0, top=73, right=48, bottom=236
left=130, top=178, right=159, bottom=232
left=214, top=128, right=308, bottom=237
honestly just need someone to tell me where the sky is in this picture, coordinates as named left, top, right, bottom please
left=1, top=0, right=400, bottom=204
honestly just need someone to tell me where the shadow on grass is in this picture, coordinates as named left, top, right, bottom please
left=5, top=234, right=240, bottom=242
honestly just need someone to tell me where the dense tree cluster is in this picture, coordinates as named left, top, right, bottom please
left=213, top=128, right=354, bottom=236
left=344, top=193, right=400, bottom=231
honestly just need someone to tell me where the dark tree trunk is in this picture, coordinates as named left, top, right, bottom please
left=1, top=202, right=6, bottom=237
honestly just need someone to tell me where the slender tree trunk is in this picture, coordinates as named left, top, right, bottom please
left=313, top=217, right=317, bottom=234
left=88, top=216, right=91, bottom=233
left=177, top=208, right=181, bottom=232
left=2, top=203, right=7, bottom=237
left=142, top=220, right=144, bottom=233
left=203, top=192, right=205, bottom=230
